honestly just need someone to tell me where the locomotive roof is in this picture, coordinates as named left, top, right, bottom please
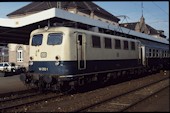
left=31, top=26, right=141, bottom=42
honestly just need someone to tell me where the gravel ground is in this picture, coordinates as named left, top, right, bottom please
left=125, top=86, right=169, bottom=112
left=85, top=79, right=169, bottom=112
left=24, top=71, right=169, bottom=112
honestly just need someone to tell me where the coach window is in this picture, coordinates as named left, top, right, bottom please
left=165, top=51, right=167, bottom=57
left=115, top=39, right=121, bottom=49
left=32, top=34, right=43, bottom=46
left=145, top=48, right=149, bottom=57
left=47, top=33, right=63, bottom=45
left=104, top=37, right=112, bottom=49
left=153, top=49, right=155, bottom=57
left=92, top=35, right=101, bottom=48
left=162, top=50, right=164, bottom=58
left=123, top=41, right=129, bottom=50
left=149, top=49, right=152, bottom=57
left=166, top=51, right=168, bottom=57
left=131, top=41, right=135, bottom=50
left=156, top=50, right=159, bottom=57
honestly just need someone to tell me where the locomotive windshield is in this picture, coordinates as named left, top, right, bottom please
left=31, top=34, right=43, bottom=46
left=47, top=33, right=63, bottom=45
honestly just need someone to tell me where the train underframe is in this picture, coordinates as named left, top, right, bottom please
left=20, top=63, right=167, bottom=92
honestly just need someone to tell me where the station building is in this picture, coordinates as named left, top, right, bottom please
left=120, top=15, right=167, bottom=39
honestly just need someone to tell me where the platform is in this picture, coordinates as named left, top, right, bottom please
left=0, top=75, right=27, bottom=94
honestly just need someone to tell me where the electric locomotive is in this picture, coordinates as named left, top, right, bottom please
left=20, top=26, right=169, bottom=91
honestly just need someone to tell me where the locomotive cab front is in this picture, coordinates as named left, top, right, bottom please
left=20, top=27, right=78, bottom=90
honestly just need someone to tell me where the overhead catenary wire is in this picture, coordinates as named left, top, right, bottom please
left=152, top=1, right=168, bottom=15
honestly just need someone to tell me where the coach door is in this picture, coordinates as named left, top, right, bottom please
left=77, top=33, right=86, bottom=70
left=141, top=46, right=146, bottom=66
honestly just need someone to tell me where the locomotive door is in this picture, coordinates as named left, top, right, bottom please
left=77, top=33, right=86, bottom=70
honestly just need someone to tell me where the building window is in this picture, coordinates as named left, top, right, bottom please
left=17, top=46, right=23, bottom=62
left=123, top=41, right=129, bottom=50
left=92, top=35, right=101, bottom=48
left=115, top=39, right=121, bottom=49
left=104, top=37, right=112, bottom=49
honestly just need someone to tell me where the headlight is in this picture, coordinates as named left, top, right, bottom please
left=29, top=61, right=33, bottom=65
left=55, top=61, right=60, bottom=66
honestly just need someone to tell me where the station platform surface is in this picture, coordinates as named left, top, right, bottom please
left=0, top=74, right=27, bottom=94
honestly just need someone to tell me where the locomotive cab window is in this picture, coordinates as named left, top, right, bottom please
left=32, top=34, right=43, bottom=46
left=47, top=33, right=63, bottom=45
left=92, top=35, right=101, bottom=48
left=104, top=37, right=112, bottom=49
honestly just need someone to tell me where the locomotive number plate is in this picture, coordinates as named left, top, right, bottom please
left=39, top=67, right=48, bottom=71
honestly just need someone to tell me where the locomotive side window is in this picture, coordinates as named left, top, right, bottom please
left=47, top=33, right=63, bottom=45
left=104, top=37, right=112, bottom=49
left=92, top=35, right=101, bottom=48
left=32, top=34, right=43, bottom=46
left=123, top=40, right=129, bottom=50
left=131, top=41, right=135, bottom=50
left=115, top=39, right=121, bottom=49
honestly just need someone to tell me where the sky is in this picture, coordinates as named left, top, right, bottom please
left=0, top=1, right=169, bottom=39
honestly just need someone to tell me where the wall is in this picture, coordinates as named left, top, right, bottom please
left=8, top=43, right=29, bottom=69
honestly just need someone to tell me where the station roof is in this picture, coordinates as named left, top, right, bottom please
left=7, top=2, right=120, bottom=23
left=0, top=8, right=169, bottom=45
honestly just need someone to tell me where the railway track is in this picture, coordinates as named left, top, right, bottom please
left=0, top=88, right=37, bottom=100
left=72, top=77, right=169, bottom=112
left=0, top=90, right=70, bottom=112
left=0, top=72, right=168, bottom=112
